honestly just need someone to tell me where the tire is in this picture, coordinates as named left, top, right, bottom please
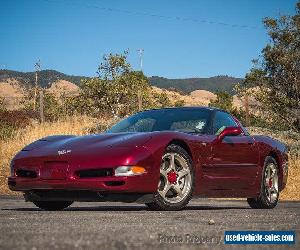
left=32, top=201, right=73, bottom=211
left=146, top=144, right=194, bottom=211
left=247, top=156, right=279, bottom=209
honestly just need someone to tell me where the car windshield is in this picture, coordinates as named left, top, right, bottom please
left=107, top=108, right=212, bottom=134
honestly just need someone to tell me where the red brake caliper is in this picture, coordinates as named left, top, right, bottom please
left=167, top=171, right=177, bottom=184
left=268, top=178, right=273, bottom=188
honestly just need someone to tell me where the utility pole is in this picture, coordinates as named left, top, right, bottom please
left=33, top=59, right=41, bottom=111
left=137, top=49, right=144, bottom=111
left=39, top=89, right=44, bottom=123
left=33, top=59, right=44, bottom=123
left=244, top=93, right=249, bottom=127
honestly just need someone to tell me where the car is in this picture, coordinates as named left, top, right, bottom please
left=8, top=107, right=288, bottom=211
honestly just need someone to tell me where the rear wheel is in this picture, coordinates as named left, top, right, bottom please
left=146, top=144, right=194, bottom=211
left=247, top=156, right=279, bottom=209
left=32, top=201, right=73, bottom=211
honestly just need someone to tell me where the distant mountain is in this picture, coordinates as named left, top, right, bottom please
left=0, top=70, right=88, bottom=89
left=0, top=70, right=243, bottom=94
left=149, top=76, right=243, bottom=94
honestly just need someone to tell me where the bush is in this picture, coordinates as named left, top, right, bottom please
left=22, top=89, right=68, bottom=121
left=0, top=110, right=39, bottom=140
left=208, top=91, right=233, bottom=111
left=0, top=97, right=6, bottom=112
left=174, top=99, right=185, bottom=107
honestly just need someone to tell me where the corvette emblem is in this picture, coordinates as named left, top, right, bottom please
left=58, top=149, right=72, bottom=155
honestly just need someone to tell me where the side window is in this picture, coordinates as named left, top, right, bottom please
left=213, top=111, right=237, bottom=135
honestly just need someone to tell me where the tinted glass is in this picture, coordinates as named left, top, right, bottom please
left=107, top=109, right=212, bottom=134
left=213, top=111, right=237, bottom=135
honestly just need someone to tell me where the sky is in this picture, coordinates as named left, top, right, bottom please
left=0, top=0, right=298, bottom=78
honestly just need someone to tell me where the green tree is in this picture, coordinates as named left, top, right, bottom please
left=244, top=2, right=300, bottom=131
left=209, top=91, right=234, bottom=112
left=78, top=51, right=153, bottom=117
left=174, top=99, right=185, bottom=107
left=22, top=89, right=63, bottom=121
left=97, top=51, right=130, bottom=80
left=153, top=91, right=171, bottom=108
left=41, top=91, right=62, bottom=120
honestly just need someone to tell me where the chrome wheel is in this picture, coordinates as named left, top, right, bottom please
left=158, top=152, right=192, bottom=203
left=264, top=163, right=279, bottom=203
left=247, top=156, right=279, bottom=209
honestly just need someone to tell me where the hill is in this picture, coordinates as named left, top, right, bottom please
left=149, top=75, right=243, bottom=94
left=152, top=87, right=216, bottom=106
left=0, top=70, right=242, bottom=94
left=1, top=77, right=245, bottom=110
left=0, top=78, right=81, bottom=110
left=0, top=78, right=26, bottom=110
left=48, top=80, right=80, bottom=97
left=0, top=70, right=88, bottom=89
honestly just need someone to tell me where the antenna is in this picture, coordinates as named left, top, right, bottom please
left=137, top=49, right=144, bottom=71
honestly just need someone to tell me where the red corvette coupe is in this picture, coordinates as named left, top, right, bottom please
left=8, top=107, right=288, bottom=211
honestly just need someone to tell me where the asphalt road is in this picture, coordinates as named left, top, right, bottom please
left=0, top=197, right=299, bottom=250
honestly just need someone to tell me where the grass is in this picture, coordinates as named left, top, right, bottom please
left=0, top=116, right=106, bottom=194
left=280, top=155, right=300, bottom=200
left=0, top=120, right=299, bottom=200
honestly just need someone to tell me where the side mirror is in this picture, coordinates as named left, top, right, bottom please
left=216, top=126, right=243, bottom=143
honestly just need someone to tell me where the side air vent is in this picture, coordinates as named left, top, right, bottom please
left=16, top=169, right=37, bottom=178
left=76, top=168, right=113, bottom=178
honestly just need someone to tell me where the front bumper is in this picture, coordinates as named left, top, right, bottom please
left=8, top=174, right=157, bottom=193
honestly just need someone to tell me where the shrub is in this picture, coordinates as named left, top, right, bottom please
left=0, top=110, right=39, bottom=140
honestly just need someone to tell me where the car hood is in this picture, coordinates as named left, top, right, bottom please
left=21, top=132, right=152, bottom=153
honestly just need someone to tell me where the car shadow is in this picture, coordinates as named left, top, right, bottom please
left=2, top=204, right=250, bottom=211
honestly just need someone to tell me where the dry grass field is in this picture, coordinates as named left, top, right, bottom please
left=280, top=155, right=300, bottom=200
left=0, top=117, right=299, bottom=200
left=0, top=116, right=101, bottom=194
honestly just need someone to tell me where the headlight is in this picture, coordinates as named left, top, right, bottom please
left=115, top=166, right=146, bottom=176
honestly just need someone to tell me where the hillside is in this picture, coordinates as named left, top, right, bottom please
left=0, top=70, right=87, bottom=89
left=0, top=79, right=79, bottom=110
left=1, top=77, right=245, bottom=110
left=152, top=87, right=218, bottom=106
left=0, top=78, right=26, bottom=110
left=0, top=70, right=243, bottom=94
left=149, top=75, right=243, bottom=94
left=48, top=80, right=80, bottom=97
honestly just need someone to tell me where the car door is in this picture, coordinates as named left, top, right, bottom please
left=204, top=111, right=259, bottom=190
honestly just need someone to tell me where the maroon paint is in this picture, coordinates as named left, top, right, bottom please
left=8, top=118, right=288, bottom=200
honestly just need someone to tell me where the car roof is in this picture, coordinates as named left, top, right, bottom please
left=141, top=106, right=227, bottom=113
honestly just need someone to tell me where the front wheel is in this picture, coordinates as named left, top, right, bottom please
left=32, top=201, right=73, bottom=211
left=146, top=144, right=194, bottom=211
left=247, top=156, right=279, bottom=209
